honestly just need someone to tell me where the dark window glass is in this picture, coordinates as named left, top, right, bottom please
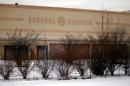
left=37, top=45, right=48, bottom=59
left=4, top=45, right=28, bottom=60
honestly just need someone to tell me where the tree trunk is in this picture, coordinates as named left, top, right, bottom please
left=23, top=75, right=27, bottom=79
left=125, top=69, right=128, bottom=75
left=110, top=71, right=114, bottom=76
left=4, top=76, right=9, bottom=80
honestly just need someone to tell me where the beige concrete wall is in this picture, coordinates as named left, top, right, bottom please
left=0, top=4, right=130, bottom=39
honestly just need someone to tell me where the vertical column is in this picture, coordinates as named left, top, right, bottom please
left=89, top=44, right=92, bottom=78
left=0, top=45, right=4, bottom=60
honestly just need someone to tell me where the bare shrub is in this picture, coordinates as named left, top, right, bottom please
left=0, top=60, right=15, bottom=80
left=91, top=59, right=106, bottom=76
left=89, top=10, right=128, bottom=76
left=73, top=60, right=89, bottom=78
left=17, top=60, right=33, bottom=79
left=123, top=63, right=129, bottom=75
left=36, top=60, right=54, bottom=79
left=55, top=60, right=72, bottom=80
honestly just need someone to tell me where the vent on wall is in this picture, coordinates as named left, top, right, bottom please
left=15, top=3, right=18, bottom=5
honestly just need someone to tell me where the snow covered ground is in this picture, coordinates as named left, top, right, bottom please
left=0, top=61, right=130, bottom=86
left=0, top=76, right=130, bottom=86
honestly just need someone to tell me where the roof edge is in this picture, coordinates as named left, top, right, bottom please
left=0, top=3, right=130, bottom=15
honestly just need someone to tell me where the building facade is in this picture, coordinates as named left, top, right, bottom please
left=0, top=4, right=130, bottom=60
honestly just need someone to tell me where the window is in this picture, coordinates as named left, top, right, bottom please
left=4, top=45, right=15, bottom=60
left=37, top=45, right=48, bottom=59
left=4, top=45, right=28, bottom=60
